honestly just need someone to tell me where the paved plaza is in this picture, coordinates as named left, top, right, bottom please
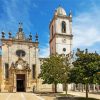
left=0, top=93, right=45, bottom=100
left=68, top=91, right=100, bottom=100
left=0, top=91, right=100, bottom=100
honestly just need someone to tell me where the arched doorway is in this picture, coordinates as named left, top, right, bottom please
left=9, top=57, right=31, bottom=92
left=16, top=74, right=26, bottom=92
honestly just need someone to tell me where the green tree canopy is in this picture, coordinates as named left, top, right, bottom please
left=39, top=54, right=70, bottom=92
left=69, top=48, right=100, bottom=98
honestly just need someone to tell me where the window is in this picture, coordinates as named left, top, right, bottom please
left=16, top=50, right=26, bottom=57
left=32, top=64, right=36, bottom=79
left=5, top=63, right=9, bottom=79
left=62, top=21, right=66, bottom=33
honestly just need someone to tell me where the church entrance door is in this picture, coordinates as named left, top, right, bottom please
left=16, top=74, right=26, bottom=92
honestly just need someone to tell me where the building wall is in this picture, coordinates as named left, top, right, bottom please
left=50, top=37, right=56, bottom=54
left=2, top=43, right=37, bottom=70
left=49, top=13, right=72, bottom=55
left=56, top=35, right=72, bottom=54
left=1, top=39, right=41, bottom=92
left=0, top=55, right=1, bottom=91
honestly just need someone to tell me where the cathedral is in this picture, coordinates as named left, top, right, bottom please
left=0, top=6, right=73, bottom=92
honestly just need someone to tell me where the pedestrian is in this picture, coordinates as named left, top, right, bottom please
left=33, top=85, right=35, bottom=93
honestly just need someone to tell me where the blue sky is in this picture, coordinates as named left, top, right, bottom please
left=0, top=0, right=100, bottom=57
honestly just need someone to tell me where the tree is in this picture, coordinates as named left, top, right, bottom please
left=39, top=54, right=70, bottom=93
left=69, top=48, right=100, bottom=98
left=61, top=54, right=72, bottom=94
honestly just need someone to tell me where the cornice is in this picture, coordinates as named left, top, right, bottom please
left=1, top=38, right=39, bottom=47
left=49, top=33, right=73, bottom=43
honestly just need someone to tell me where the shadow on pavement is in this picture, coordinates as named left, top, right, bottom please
left=55, top=97, right=99, bottom=100
left=35, top=92, right=59, bottom=97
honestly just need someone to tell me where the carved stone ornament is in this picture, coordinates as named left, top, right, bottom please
left=10, top=57, right=30, bottom=72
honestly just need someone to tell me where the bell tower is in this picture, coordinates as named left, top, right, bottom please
left=49, top=6, right=73, bottom=55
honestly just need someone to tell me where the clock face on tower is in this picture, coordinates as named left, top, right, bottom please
left=62, top=38, right=66, bottom=43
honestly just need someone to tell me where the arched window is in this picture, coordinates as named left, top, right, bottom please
left=62, top=21, right=66, bottom=33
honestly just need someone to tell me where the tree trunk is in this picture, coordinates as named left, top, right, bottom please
left=54, top=83, right=57, bottom=93
left=86, top=83, right=88, bottom=98
left=65, top=83, right=68, bottom=95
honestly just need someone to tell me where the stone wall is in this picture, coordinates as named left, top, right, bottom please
left=0, top=39, right=42, bottom=92
left=0, top=55, right=1, bottom=91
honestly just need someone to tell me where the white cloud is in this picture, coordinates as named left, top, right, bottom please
left=0, top=0, right=33, bottom=34
left=39, top=44, right=50, bottom=58
left=73, top=4, right=100, bottom=49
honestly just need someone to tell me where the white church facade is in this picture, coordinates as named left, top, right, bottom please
left=0, top=6, right=73, bottom=92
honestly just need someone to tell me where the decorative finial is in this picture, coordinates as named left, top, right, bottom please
left=58, top=4, right=61, bottom=7
left=2, top=31, right=5, bottom=39
left=29, top=32, right=32, bottom=41
left=54, top=9, right=57, bottom=16
left=69, top=10, right=72, bottom=17
left=8, top=32, right=12, bottom=38
left=19, top=22, right=23, bottom=28
left=35, top=33, right=38, bottom=42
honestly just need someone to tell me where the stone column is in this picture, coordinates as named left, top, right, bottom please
left=1, top=64, right=7, bottom=92
left=26, top=71, right=31, bottom=92
left=13, top=73, right=16, bottom=92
